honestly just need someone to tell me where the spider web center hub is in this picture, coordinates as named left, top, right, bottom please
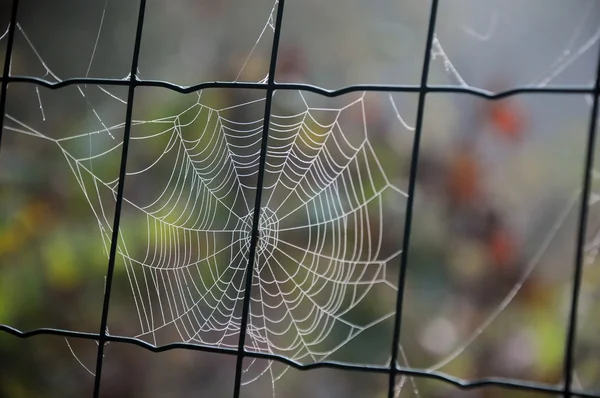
left=242, top=207, right=279, bottom=262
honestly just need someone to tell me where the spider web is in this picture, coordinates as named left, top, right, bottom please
left=1, top=0, right=600, bottom=396
left=3, top=2, right=406, bottom=389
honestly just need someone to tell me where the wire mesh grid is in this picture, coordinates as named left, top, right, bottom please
left=0, top=0, right=599, bottom=397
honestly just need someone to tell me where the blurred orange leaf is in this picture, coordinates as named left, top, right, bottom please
left=492, top=102, right=525, bottom=140
left=487, top=227, right=516, bottom=270
left=447, top=148, right=481, bottom=206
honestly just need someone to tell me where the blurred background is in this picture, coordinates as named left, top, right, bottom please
left=0, top=0, right=600, bottom=397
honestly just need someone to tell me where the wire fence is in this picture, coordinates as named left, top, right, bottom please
left=0, top=0, right=599, bottom=397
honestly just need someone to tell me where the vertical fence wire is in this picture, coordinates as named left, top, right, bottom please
left=0, top=0, right=20, bottom=149
left=386, top=0, right=440, bottom=397
left=0, top=2, right=599, bottom=398
left=91, top=0, right=148, bottom=396
left=232, top=1, right=286, bottom=397
left=562, top=42, right=600, bottom=398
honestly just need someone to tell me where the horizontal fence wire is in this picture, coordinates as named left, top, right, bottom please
left=2, top=323, right=600, bottom=398
left=0, top=0, right=600, bottom=396
left=2, top=75, right=598, bottom=97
